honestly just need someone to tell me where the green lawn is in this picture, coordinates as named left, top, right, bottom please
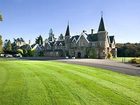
left=112, top=57, right=135, bottom=62
left=0, top=60, right=140, bottom=105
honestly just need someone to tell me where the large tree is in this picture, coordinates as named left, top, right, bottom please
left=0, top=35, right=3, bottom=53
left=35, top=35, right=43, bottom=45
left=0, top=14, right=3, bottom=53
left=4, top=40, right=12, bottom=52
left=0, top=14, right=2, bottom=21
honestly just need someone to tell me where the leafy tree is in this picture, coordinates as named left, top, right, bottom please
left=11, top=41, right=17, bottom=52
left=17, top=49, right=23, bottom=55
left=27, top=49, right=35, bottom=57
left=35, top=35, right=43, bottom=45
left=107, top=52, right=112, bottom=59
left=0, top=14, right=2, bottom=21
left=86, top=48, right=97, bottom=59
left=4, top=40, right=12, bottom=53
left=38, top=51, right=44, bottom=57
left=48, top=29, right=56, bottom=42
left=0, top=35, right=3, bottom=53
left=58, top=34, right=64, bottom=41
left=89, top=48, right=97, bottom=58
left=116, top=43, right=140, bottom=57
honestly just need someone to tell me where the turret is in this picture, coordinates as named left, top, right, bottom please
left=64, top=23, right=71, bottom=56
left=65, top=23, right=70, bottom=40
left=65, top=23, right=70, bottom=46
left=97, top=15, right=108, bottom=59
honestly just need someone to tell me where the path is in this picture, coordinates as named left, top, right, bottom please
left=58, top=59, right=140, bottom=76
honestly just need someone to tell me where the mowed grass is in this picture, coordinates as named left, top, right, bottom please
left=112, top=57, right=135, bottom=62
left=0, top=60, right=140, bottom=105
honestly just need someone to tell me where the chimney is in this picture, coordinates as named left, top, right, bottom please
left=91, top=29, right=94, bottom=34
left=29, top=40, right=31, bottom=45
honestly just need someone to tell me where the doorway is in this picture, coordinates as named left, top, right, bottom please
left=77, top=52, right=81, bottom=58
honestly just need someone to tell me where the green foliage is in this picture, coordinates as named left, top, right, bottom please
left=58, top=34, right=64, bottom=40
left=38, top=51, right=44, bottom=57
left=0, top=35, right=3, bottom=53
left=59, top=51, right=65, bottom=57
left=4, top=40, right=12, bottom=52
left=0, top=61, right=140, bottom=105
left=107, top=52, right=112, bottom=59
left=35, top=35, right=43, bottom=45
left=129, top=58, right=140, bottom=64
left=0, top=14, right=2, bottom=21
left=87, top=48, right=97, bottom=58
left=17, top=49, right=23, bottom=55
left=117, top=43, right=140, bottom=57
left=21, top=49, right=35, bottom=57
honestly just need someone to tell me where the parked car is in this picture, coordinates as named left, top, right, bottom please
left=13, top=54, right=22, bottom=57
left=72, top=57, right=75, bottom=59
left=5, top=54, right=13, bottom=58
left=65, top=56, right=69, bottom=59
left=0, top=54, right=5, bottom=57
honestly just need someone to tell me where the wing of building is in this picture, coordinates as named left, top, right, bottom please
left=44, top=16, right=117, bottom=59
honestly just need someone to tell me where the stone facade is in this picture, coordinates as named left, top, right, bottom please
left=44, top=17, right=117, bottom=59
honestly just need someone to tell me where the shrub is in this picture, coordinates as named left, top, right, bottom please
left=88, top=48, right=97, bottom=59
left=17, top=49, right=23, bottom=55
left=129, top=58, right=140, bottom=64
left=107, top=52, right=112, bottom=59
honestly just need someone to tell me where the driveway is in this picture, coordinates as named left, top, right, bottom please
left=58, top=59, right=140, bottom=76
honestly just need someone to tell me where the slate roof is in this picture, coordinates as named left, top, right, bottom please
left=109, top=36, right=115, bottom=43
left=70, top=35, right=80, bottom=42
left=98, top=17, right=105, bottom=32
left=46, top=49, right=64, bottom=52
left=55, top=41, right=65, bottom=46
left=20, top=44, right=31, bottom=50
left=65, top=24, right=70, bottom=36
left=14, top=38, right=25, bottom=42
left=87, top=34, right=98, bottom=41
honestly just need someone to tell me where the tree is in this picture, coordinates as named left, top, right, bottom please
left=58, top=34, right=64, bottom=41
left=89, top=48, right=97, bottom=58
left=0, top=14, right=2, bottom=21
left=0, top=35, right=3, bottom=53
left=35, top=35, right=43, bottom=45
left=87, top=48, right=97, bottom=59
left=48, top=29, right=56, bottom=42
left=4, top=40, right=12, bottom=53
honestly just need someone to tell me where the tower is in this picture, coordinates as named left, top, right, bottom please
left=97, top=15, right=109, bottom=59
left=65, top=23, right=71, bottom=56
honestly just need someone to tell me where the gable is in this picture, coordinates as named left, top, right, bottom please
left=76, top=35, right=89, bottom=46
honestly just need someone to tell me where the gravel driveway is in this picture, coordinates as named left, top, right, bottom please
left=58, top=59, right=140, bottom=76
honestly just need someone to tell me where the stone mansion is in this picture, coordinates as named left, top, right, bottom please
left=44, top=16, right=117, bottom=59
left=14, top=16, right=117, bottom=59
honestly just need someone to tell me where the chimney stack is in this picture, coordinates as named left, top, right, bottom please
left=29, top=40, right=31, bottom=45
left=91, top=29, right=94, bottom=34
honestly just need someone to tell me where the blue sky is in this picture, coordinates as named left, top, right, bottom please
left=0, top=0, right=140, bottom=43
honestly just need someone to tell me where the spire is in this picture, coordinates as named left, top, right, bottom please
left=98, top=13, right=105, bottom=32
left=65, top=22, right=70, bottom=36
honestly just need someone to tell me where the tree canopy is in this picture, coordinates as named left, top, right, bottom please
left=0, top=35, right=3, bottom=53
left=116, top=43, right=140, bottom=57
left=35, top=35, right=43, bottom=45
left=4, top=40, right=12, bottom=53
left=0, top=14, right=3, bottom=21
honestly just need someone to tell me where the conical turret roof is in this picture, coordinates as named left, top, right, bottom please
left=98, top=16, right=105, bottom=32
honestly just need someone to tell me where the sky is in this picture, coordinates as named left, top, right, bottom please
left=0, top=0, right=140, bottom=43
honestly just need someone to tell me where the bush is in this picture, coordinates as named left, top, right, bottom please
left=88, top=48, right=97, bottom=59
left=107, top=52, right=112, bottom=59
left=17, top=49, right=23, bottom=55
left=129, top=58, right=140, bottom=64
